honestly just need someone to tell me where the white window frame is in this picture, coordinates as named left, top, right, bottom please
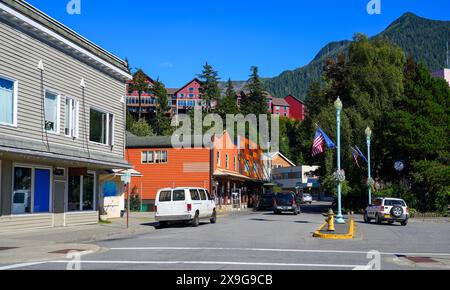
left=217, top=152, right=221, bottom=167
left=44, top=89, right=61, bottom=135
left=0, top=75, right=18, bottom=127
left=226, top=154, right=229, bottom=169
left=11, top=163, right=53, bottom=216
left=66, top=171, right=97, bottom=213
left=89, top=107, right=114, bottom=146
left=64, top=96, right=79, bottom=139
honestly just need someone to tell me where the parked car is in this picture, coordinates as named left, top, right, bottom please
left=258, top=193, right=275, bottom=210
left=364, top=197, right=409, bottom=226
left=155, top=187, right=216, bottom=228
left=301, top=193, right=313, bottom=205
left=12, top=190, right=31, bottom=215
left=274, top=192, right=301, bottom=215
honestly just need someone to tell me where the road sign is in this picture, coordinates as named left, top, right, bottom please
left=121, top=172, right=131, bottom=184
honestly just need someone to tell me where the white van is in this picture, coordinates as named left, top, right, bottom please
left=155, top=187, right=217, bottom=227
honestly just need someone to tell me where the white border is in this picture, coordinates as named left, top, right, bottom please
left=0, top=74, right=18, bottom=127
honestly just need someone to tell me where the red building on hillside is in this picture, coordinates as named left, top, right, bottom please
left=285, top=94, right=306, bottom=121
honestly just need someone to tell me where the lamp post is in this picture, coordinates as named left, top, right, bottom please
left=365, top=126, right=372, bottom=205
left=334, top=97, right=345, bottom=224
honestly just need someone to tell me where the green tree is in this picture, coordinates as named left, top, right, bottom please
left=216, top=78, right=239, bottom=120
left=198, top=62, right=221, bottom=113
left=152, top=79, right=173, bottom=136
left=129, top=119, right=155, bottom=137
left=241, top=66, right=267, bottom=116
left=129, top=69, right=152, bottom=120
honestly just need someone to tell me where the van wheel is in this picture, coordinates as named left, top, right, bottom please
left=158, top=221, right=168, bottom=229
left=192, top=213, right=200, bottom=227
left=210, top=210, right=217, bottom=224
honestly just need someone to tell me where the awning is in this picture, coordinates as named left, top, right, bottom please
left=214, top=169, right=254, bottom=182
left=111, top=169, right=143, bottom=177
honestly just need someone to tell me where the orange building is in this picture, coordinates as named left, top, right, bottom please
left=125, top=131, right=264, bottom=209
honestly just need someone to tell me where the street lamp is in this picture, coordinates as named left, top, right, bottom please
left=365, top=126, right=373, bottom=205
left=334, top=97, right=345, bottom=224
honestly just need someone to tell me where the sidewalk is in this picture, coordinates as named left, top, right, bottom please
left=0, top=212, right=156, bottom=265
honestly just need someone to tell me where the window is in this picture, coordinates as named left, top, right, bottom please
left=234, top=156, right=237, bottom=171
left=141, top=151, right=148, bottom=164
left=12, top=166, right=51, bottom=215
left=0, top=76, right=17, bottom=126
left=90, top=108, right=114, bottom=145
left=44, top=91, right=60, bottom=133
left=189, top=87, right=194, bottom=92
left=68, top=173, right=96, bottom=212
left=161, top=151, right=168, bottom=163
left=142, top=151, right=166, bottom=164
left=189, top=94, right=194, bottom=98
left=217, top=152, right=221, bottom=167
left=190, top=189, right=200, bottom=201
left=65, top=97, right=79, bottom=138
left=173, top=190, right=185, bottom=201
left=159, top=191, right=171, bottom=202
left=226, top=154, right=229, bottom=169
left=199, top=189, right=207, bottom=200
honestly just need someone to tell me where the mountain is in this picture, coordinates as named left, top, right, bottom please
left=262, top=13, right=450, bottom=100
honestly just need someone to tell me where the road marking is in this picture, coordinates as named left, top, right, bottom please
left=109, top=247, right=450, bottom=257
left=46, top=260, right=362, bottom=269
left=0, top=262, right=46, bottom=270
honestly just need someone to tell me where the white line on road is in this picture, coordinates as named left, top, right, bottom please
left=109, top=247, right=450, bottom=257
left=0, top=262, right=46, bottom=270
left=46, top=260, right=363, bottom=269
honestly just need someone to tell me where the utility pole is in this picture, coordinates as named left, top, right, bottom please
left=446, top=41, right=449, bottom=68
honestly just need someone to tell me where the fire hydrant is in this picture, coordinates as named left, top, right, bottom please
left=325, top=209, right=336, bottom=232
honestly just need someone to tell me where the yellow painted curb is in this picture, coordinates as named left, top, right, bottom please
left=313, top=219, right=355, bottom=240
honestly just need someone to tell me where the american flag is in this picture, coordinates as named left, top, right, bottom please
left=312, top=130, right=325, bottom=157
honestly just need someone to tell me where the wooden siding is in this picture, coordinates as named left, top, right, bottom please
left=0, top=214, right=53, bottom=233
left=0, top=19, right=126, bottom=162
left=65, top=211, right=98, bottom=227
left=126, top=148, right=211, bottom=201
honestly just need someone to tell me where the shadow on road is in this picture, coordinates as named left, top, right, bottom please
left=300, top=202, right=333, bottom=214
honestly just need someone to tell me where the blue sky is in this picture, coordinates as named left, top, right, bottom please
left=27, top=0, right=450, bottom=87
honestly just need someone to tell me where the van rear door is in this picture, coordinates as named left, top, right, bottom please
left=156, top=190, right=172, bottom=217
left=172, top=189, right=188, bottom=216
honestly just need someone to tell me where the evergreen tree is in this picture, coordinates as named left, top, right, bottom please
left=129, top=69, right=152, bottom=120
left=197, top=62, right=221, bottom=112
left=152, top=79, right=173, bottom=136
left=241, top=66, right=268, bottom=116
left=216, top=78, right=239, bottom=119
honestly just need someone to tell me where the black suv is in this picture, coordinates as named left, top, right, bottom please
left=274, top=192, right=301, bottom=215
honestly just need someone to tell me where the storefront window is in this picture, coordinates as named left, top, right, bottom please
left=68, top=173, right=96, bottom=212
left=12, top=167, right=32, bottom=214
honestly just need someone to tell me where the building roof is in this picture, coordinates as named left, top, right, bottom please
left=0, top=0, right=131, bottom=80
left=272, top=98, right=290, bottom=107
left=285, top=94, right=306, bottom=104
left=263, top=152, right=296, bottom=167
left=174, top=78, right=203, bottom=95
left=166, top=88, right=178, bottom=95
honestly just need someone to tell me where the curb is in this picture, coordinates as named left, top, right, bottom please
left=313, top=219, right=355, bottom=240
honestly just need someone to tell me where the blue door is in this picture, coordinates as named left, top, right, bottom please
left=34, top=169, right=51, bottom=213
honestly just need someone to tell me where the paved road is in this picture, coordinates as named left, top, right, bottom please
left=2, top=203, right=450, bottom=270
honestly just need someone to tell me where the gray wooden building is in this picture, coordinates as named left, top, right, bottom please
left=0, top=0, right=132, bottom=232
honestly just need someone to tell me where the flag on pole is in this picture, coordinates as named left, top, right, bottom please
left=351, top=146, right=361, bottom=168
left=311, top=126, right=336, bottom=157
left=317, top=127, right=336, bottom=149
left=356, top=146, right=368, bottom=164
left=311, top=130, right=325, bottom=157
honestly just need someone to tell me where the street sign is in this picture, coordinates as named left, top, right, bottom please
left=121, top=172, right=131, bottom=184
left=394, top=161, right=405, bottom=173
